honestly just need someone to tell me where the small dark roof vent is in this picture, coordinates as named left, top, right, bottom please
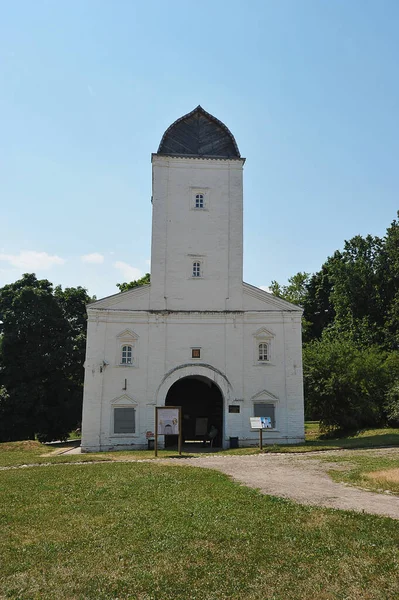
left=157, top=105, right=241, bottom=158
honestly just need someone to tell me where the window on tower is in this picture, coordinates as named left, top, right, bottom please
left=121, top=345, right=133, bottom=365
left=195, top=193, right=204, bottom=208
left=192, top=262, right=201, bottom=277
left=258, top=342, right=269, bottom=362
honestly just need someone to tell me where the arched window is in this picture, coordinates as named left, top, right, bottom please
left=192, top=262, right=201, bottom=277
left=258, top=342, right=269, bottom=362
left=195, top=193, right=204, bottom=208
left=121, top=345, right=133, bottom=365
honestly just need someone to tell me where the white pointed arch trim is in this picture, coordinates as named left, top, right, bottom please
left=253, top=327, right=275, bottom=339
left=251, top=389, right=279, bottom=403
left=117, top=329, right=139, bottom=340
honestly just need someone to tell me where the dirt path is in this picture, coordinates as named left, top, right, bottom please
left=180, top=450, right=399, bottom=520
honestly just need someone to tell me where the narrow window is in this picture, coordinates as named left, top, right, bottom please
left=254, top=403, right=275, bottom=428
left=121, top=345, right=133, bottom=364
left=195, top=193, right=204, bottom=208
left=114, top=407, right=136, bottom=434
left=258, top=342, right=269, bottom=361
left=192, top=348, right=201, bottom=359
left=192, top=262, right=201, bottom=277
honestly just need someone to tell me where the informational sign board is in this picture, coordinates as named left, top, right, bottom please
left=157, top=408, right=180, bottom=435
left=250, top=416, right=272, bottom=450
left=154, top=406, right=182, bottom=456
left=250, top=417, right=272, bottom=429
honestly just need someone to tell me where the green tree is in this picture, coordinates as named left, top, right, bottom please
left=275, top=212, right=399, bottom=432
left=381, top=213, right=399, bottom=349
left=54, top=285, right=93, bottom=430
left=116, top=273, right=150, bottom=293
left=303, top=335, right=390, bottom=434
left=326, top=235, right=385, bottom=346
left=301, top=234, right=387, bottom=345
left=0, top=274, right=90, bottom=442
left=270, top=272, right=310, bottom=306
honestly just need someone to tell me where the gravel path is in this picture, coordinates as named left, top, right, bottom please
left=180, top=450, right=399, bottom=520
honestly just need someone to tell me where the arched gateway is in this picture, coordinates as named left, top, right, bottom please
left=157, top=364, right=232, bottom=448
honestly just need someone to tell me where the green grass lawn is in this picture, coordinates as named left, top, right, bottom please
left=0, top=440, right=199, bottom=468
left=1, top=424, right=399, bottom=468
left=320, top=452, right=399, bottom=495
left=1, top=462, right=399, bottom=600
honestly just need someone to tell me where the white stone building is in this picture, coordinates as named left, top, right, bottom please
left=81, top=106, right=304, bottom=451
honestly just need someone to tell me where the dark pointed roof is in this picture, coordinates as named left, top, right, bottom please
left=157, top=106, right=241, bottom=159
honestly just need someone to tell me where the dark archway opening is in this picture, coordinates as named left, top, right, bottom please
left=165, top=376, right=223, bottom=448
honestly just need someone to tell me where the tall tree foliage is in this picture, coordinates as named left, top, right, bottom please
left=302, top=265, right=334, bottom=342
left=270, top=272, right=310, bottom=306
left=0, top=274, right=91, bottom=442
left=271, top=211, right=399, bottom=433
left=116, top=273, right=150, bottom=293
left=326, top=235, right=386, bottom=346
left=304, top=336, right=392, bottom=432
left=381, top=216, right=399, bottom=349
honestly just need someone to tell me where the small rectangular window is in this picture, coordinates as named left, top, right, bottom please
left=192, top=262, right=201, bottom=277
left=195, top=193, right=204, bottom=208
left=254, top=403, right=275, bottom=428
left=258, top=343, right=269, bottom=361
left=229, top=405, right=240, bottom=414
left=121, top=345, right=133, bottom=364
left=192, top=348, right=201, bottom=359
left=114, top=407, right=136, bottom=434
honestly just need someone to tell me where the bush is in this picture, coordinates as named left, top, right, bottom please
left=304, top=336, right=389, bottom=435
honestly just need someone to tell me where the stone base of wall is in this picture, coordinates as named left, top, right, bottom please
left=81, top=436, right=305, bottom=453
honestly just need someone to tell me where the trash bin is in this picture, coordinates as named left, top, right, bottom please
left=229, top=437, right=239, bottom=449
left=147, top=439, right=155, bottom=450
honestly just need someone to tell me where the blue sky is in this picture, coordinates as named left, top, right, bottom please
left=1, top=0, right=399, bottom=299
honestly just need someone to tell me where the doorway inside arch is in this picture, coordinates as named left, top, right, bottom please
left=165, top=376, right=223, bottom=449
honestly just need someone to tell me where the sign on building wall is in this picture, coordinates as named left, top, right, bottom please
left=155, top=406, right=182, bottom=456
left=250, top=417, right=273, bottom=429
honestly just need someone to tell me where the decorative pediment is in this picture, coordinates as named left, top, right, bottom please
left=111, top=394, right=137, bottom=406
left=251, top=389, right=279, bottom=403
left=253, top=327, right=275, bottom=339
left=117, top=329, right=139, bottom=341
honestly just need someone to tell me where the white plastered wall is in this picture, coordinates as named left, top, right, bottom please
left=81, top=149, right=304, bottom=451
left=150, top=156, right=244, bottom=311
left=81, top=295, right=304, bottom=451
